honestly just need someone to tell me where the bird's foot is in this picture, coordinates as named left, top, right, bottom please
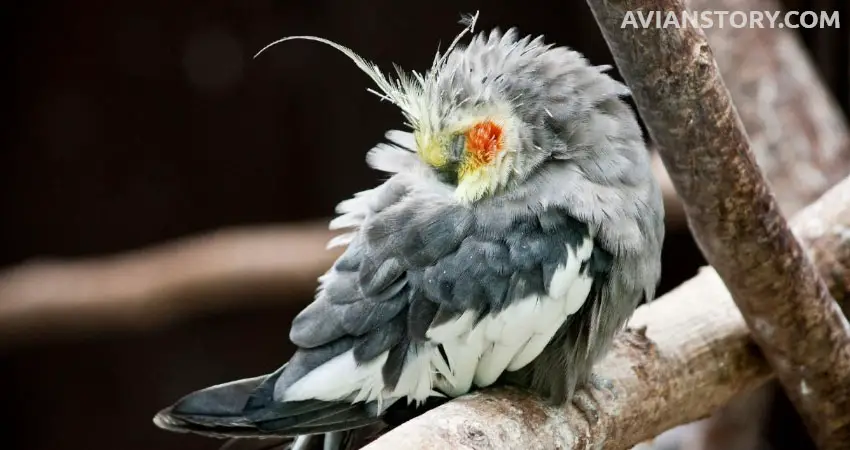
left=572, top=373, right=616, bottom=426
left=572, top=390, right=601, bottom=425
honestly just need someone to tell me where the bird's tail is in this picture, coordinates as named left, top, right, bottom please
left=153, top=365, right=385, bottom=450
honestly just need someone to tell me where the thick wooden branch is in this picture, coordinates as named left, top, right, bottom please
left=663, top=0, right=850, bottom=447
left=585, top=0, right=850, bottom=447
left=363, top=172, right=850, bottom=450
left=654, top=0, right=850, bottom=227
left=0, top=222, right=340, bottom=350
left=694, top=0, right=850, bottom=217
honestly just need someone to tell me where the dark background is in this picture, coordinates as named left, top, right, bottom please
left=2, top=1, right=847, bottom=449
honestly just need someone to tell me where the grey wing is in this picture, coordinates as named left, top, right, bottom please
left=276, top=189, right=599, bottom=404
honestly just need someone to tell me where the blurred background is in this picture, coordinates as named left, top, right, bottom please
left=2, top=1, right=848, bottom=449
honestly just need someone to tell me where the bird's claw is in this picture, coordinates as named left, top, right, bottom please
left=572, top=390, right=600, bottom=424
left=572, top=373, right=616, bottom=426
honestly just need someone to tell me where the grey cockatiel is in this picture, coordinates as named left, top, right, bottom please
left=154, top=14, right=664, bottom=450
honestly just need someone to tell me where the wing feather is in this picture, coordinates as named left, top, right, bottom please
left=281, top=180, right=596, bottom=405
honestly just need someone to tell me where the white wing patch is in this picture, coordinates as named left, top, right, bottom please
left=430, top=236, right=595, bottom=393
left=282, top=236, right=595, bottom=406
left=281, top=351, right=390, bottom=404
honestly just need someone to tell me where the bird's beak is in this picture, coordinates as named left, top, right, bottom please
left=417, top=132, right=462, bottom=184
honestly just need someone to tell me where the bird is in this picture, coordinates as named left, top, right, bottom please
left=153, top=13, right=664, bottom=450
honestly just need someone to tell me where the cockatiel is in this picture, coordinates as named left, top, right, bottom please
left=154, top=14, right=664, bottom=450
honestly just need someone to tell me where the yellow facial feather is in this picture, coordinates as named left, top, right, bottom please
left=415, top=131, right=448, bottom=169
left=455, top=164, right=492, bottom=203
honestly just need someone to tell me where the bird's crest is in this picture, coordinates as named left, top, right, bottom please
left=253, top=11, right=480, bottom=134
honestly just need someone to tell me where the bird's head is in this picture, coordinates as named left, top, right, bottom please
left=411, top=99, right=520, bottom=204
left=256, top=13, right=626, bottom=204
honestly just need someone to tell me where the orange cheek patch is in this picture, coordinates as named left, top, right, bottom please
left=465, top=120, right=503, bottom=165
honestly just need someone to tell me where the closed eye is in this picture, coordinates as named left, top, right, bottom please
left=450, top=133, right=466, bottom=159
left=432, top=134, right=465, bottom=185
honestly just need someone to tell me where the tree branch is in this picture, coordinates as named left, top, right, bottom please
left=585, top=0, right=850, bottom=447
left=660, top=0, right=850, bottom=447
left=653, top=0, right=850, bottom=229
left=0, top=222, right=340, bottom=350
left=694, top=0, right=850, bottom=217
left=362, top=171, right=850, bottom=450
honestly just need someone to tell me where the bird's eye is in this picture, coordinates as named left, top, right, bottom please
left=450, top=133, right=466, bottom=159
left=432, top=134, right=463, bottom=185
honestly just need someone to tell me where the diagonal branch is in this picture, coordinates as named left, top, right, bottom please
left=585, top=0, right=850, bottom=447
left=658, top=0, right=850, bottom=229
left=694, top=0, right=850, bottom=217
left=362, top=170, right=850, bottom=450
left=658, top=0, right=850, bottom=447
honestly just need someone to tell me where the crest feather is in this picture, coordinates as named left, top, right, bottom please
left=253, top=11, right=481, bottom=131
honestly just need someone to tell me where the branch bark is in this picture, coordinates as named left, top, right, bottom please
left=661, top=0, right=850, bottom=447
left=585, top=0, right=850, bottom=447
left=653, top=0, right=850, bottom=228
left=694, top=0, right=850, bottom=217
left=362, top=170, right=850, bottom=450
